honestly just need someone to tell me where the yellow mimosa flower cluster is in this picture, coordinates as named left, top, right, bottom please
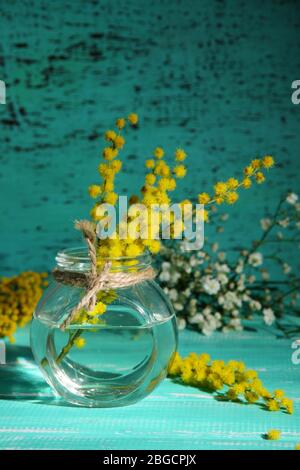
left=84, top=113, right=275, bottom=321
left=71, top=289, right=117, bottom=328
left=74, top=337, right=86, bottom=349
left=89, top=114, right=191, bottom=260
left=265, top=429, right=281, bottom=440
left=198, top=156, right=275, bottom=210
left=168, top=352, right=293, bottom=414
left=89, top=114, right=275, bottom=260
left=0, top=272, right=48, bottom=342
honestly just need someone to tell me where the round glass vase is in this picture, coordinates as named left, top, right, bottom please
left=30, top=247, right=177, bottom=407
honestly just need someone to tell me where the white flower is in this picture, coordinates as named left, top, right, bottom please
left=171, top=272, right=181, bottom=283
left=242, top=293, right=251, bottom=302
left=201, top=315, right=222, bottom=335
left=177, top=317, right=186, bottom=330
left=203, top=306, right=212, bottom=317
left=162, top=261, right=171, bottom=271
left=189, top=256, right=198, bottom=267
left=159, top=270, right=171, bottom=282
left=248, top=252, right=263, bottom=267
left=235, top=261, right=244, bottom=274
left=263, top=308, right=275, bottom=325
left=283, top=262, right=291, bottom=274
left=168, top=288, right=178, bottom=301
left=249, top=300, right=262, bottom=311
left=237, top=274, right=246, bottom=291
left=189, top=313, right=204, bottom=324
left=202, top=276, right=221, bottom=295
left=261, top=269, right=270, bottom=281
left=218, top=251, right=226, bottom=261
left=278, top=217, right=289, bottom=228
left=277, top=231, right=283, bottom=239
left=217, top=273, right=229, bottom=285
left=222, top=317, right=243, bottom=332
left=174, top=302, right=184, bottom=311
left=220, top=291, right=242, bottom=310
left=202, top=326, right=214, bottom=336
left=188, top=305, right=197, bottom=315
left=260, top=218, right=272, bottom=231
left=229, top=318, right=243, bottom=330
left=215, top=263, right=230, bottom=273
left=286, top=193, right=298, bottom=205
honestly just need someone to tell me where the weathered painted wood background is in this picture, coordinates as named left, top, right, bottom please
left=0, top=0, right=300, bottom=275
left=0, top=0, right=300, bottom=450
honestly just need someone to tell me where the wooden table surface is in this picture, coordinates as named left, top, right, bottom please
left=0, top=324, right=299, bottom=450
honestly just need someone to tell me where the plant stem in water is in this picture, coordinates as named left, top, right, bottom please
left=40, top=328, right=83, bottom=368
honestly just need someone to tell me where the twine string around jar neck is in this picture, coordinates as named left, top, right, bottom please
left=53, top=220, right=156, bottom=330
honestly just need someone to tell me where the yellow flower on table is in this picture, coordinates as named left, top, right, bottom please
left=281, top=397, right=293, bottom=414
left=265, top=429, right=281, bottom=440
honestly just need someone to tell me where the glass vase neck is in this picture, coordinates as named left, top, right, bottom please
left=55, top=246, right=152, bottom=273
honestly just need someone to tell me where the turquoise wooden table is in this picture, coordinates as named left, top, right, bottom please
left=0, top=324, right=299, bottom=450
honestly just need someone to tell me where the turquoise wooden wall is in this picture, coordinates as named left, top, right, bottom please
left=0, top=0, right=299, bottom=275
